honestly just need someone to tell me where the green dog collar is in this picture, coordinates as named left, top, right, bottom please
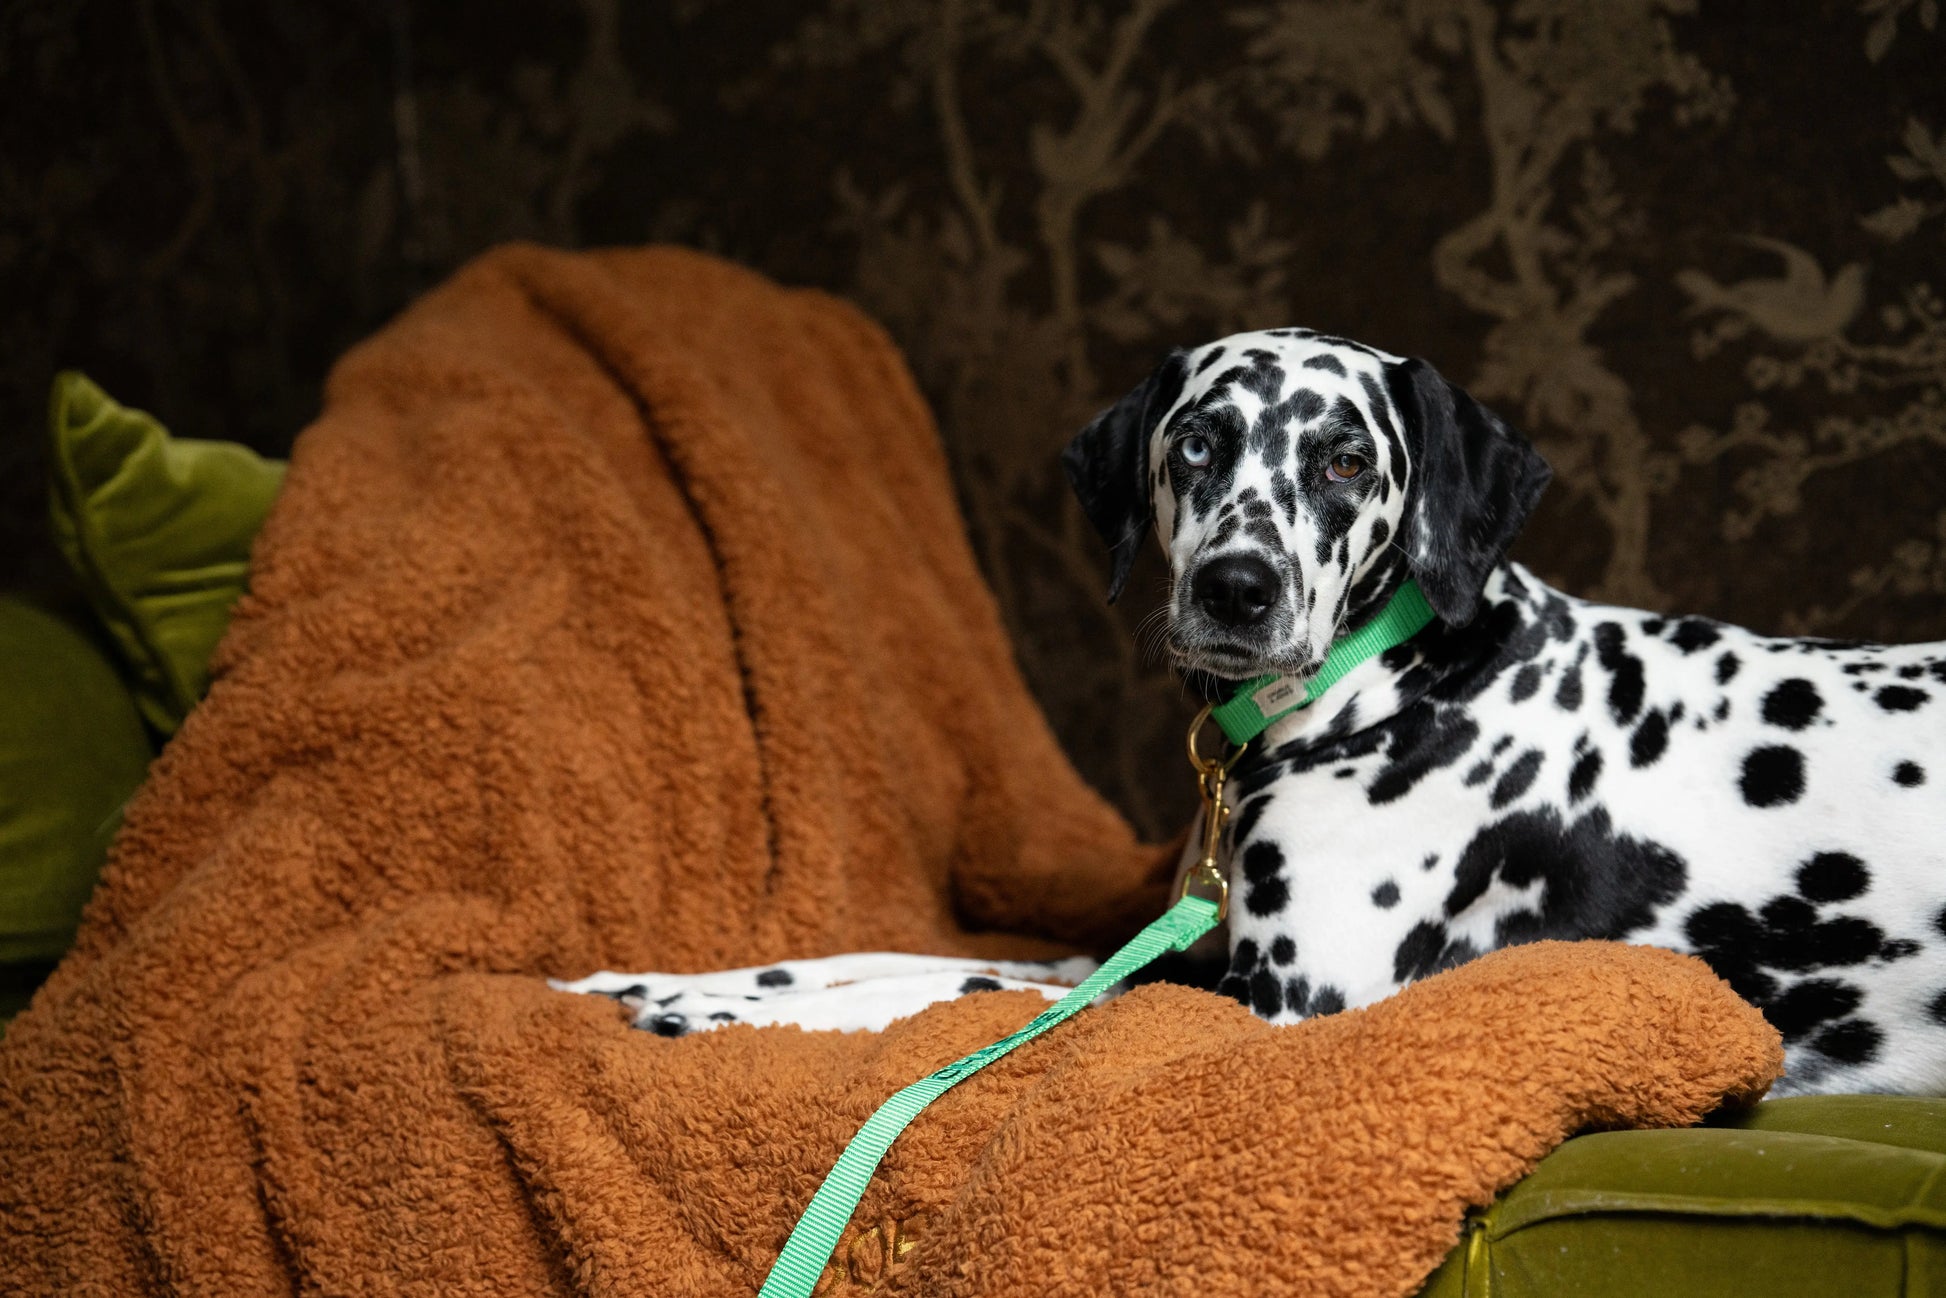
left=1206, top=579, right=1437, bottom=746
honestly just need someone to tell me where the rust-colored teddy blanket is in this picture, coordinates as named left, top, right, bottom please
left=0, top=246, right=1781, bottom=1297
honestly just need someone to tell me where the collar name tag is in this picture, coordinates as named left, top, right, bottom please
left=1251, top=676, right=1305, bottom=715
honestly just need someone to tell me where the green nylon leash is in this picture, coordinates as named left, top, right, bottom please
left=756, top=894, right=1220, bottom=1297
left=1207, top=579, right=1436, bottom=745
left=757, top=579, right=1440, bottom=1295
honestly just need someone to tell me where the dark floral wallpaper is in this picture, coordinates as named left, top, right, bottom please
left=5, top=0, right=1943, bottom=836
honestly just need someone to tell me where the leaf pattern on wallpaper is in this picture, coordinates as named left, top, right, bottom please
left=1678, top=112, right=1946, bottom=633
left=736, top=0, right=1827, bottom=828
left=5, top=0, right=1941, bottom=835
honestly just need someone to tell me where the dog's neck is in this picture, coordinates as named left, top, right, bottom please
left=1215, top=564, right=1545, bottom=769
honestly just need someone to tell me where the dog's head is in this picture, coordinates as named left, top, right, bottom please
left=1063, top=330, right=1551, bottom=681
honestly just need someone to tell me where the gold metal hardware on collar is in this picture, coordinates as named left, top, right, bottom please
left=1179, top=703, right=1246, bottom=921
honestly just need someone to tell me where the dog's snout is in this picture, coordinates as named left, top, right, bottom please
left=1192, top=554, right=1279, bottom=628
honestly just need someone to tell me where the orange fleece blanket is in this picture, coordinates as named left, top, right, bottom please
left=0, top=246, right=1781, bottom=1296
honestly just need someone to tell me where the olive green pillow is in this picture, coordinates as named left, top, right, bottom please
left=1415, top=1094, right=1946, bottom=1297
left=46, top=372, right=285, bottom=735
left=0, top=594, right=154, bottom=973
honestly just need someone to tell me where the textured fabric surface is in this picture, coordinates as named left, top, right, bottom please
left=0, top=245, right=1780, bottom=1296
left=4, top=2, right=1943, bottom=838
left=46, top=372, right=286, bottom=734
left=0, top=594, right=151, bottom=966
left=1416, top=1095, right=1946, bottom=1297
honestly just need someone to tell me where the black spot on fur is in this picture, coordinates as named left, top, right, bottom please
left=1881, top=939, right=1920, bottom=961
left=1242, top=840, right=1291, bottom=916
left=1302, top=353, right=1347, bottom=376
left=1510, top=663, right=1541, bottom=702
left=1393, top=920, right=1483, bottom=983
left=1366, top=703, right=1480, bottom=805
left=708, top=1011, right=736, bottom=1022
left=1372, top=880, right=1401, bottom=909
left=1894, top=761, right=1926, bottom=787
left=1271, top=469, right=1297, bottom=524
left=1443, top=807, right=1686, bottom=949
left=1216, top=938, right=1260, bottom=1004
left=1270, top=935, right=1296, bottom=965
left=1761, top=679, right=1823, bottom=730
left=959, top=976, right=1003, bottom=994
left=1594, top=622, right=1645, bottom=725
left=1464, top=760, right=1493, bottom=787
left=1555, top=647, right=1586, bottom=711
left=1307, top=986, right=1347, bottom=1016
left=1740, top=745, right=1805, bottom=807
left=756, top=968, right=794, bottom=988
left=1195, top=347, right=1227, bottom=374
left=1763, top=978, right=1861, bottom=1039
left=1797, top=852, right=1868, bottom=903
left=1491, top=750, right=1544, bottom=808
left=1670, top=618, right=1721, bottom=653
left=1812, top=1019, right=1882, bottom=1065
left=1685, top=903, right=1779, bottom=1002
left=1930, top=989, right=1946, bottom=1027
left=1231, top=794, right=1272, bottom=846
left=1875, top=685, right=1930, bottom=712
left=1629, top=710, right=1669, bottom=768
left=1567, top=748, right=1603, bottom=803
left=1716, top=652, right=1740, bottom=685
left=1685, top=887, right=1894, bottom=1031
left=1249, top=968, right=1283, bottom=1017
left=1778, top=910, right=1888, bottom=968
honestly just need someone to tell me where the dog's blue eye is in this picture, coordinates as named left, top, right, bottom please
left=1178, top=435, right=1211, bottom=467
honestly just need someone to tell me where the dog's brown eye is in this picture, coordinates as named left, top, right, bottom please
left=1327, top=453, right=1365, bottom=482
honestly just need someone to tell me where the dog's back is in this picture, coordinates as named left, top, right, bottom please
left=1224, top=563, right=1946, bottom=1095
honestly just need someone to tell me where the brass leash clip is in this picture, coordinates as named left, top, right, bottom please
left=1181, top=703, right=1247, bottom=921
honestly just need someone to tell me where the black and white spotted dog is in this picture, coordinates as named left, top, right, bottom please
left=561, top=329, right=1945, bottom=1098
left=1061, top=328, right=1946, bottom=1097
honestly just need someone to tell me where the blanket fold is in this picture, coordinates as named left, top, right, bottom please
left=0, top=245, right=1779, bottom=1297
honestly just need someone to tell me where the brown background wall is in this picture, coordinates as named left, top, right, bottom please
left=4, top=0, right=1943, bottom=837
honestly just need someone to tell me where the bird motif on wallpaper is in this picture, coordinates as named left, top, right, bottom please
left=1676, top=235, right=1867, bottom=344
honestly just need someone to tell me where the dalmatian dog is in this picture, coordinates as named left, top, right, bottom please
left=559, top=328, right=1944, bottom=1098
left=1061, top=328, right=1946, bottom=1097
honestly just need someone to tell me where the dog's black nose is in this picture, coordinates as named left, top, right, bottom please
left=1192, top=554, right=1279, bottom=627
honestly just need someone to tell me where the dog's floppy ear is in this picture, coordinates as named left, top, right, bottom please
left=1384, top=358, right=1552, bottom=626
left=1062, top=350, right=1188, bottom=603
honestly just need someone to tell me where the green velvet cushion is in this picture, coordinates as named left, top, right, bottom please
left=46, top=372, right=285, bottom=735
left=1416, top=1095, right=1946, bottom=1297
left=0, top=595, right=154, bottom=970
